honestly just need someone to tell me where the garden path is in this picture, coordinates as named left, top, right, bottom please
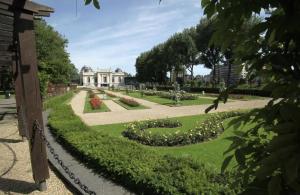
left=71, top=91, right=270, bottom=126
left=102, top=99, right=127, bottom=111
left=0, top=98, right=72, bottom=195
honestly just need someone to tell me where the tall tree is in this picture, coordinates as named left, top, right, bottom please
left=195, top=18, right=224, bottom=87
left=35, top=20, right=77, bottom=96
left=202, top=0, right=300, bottom=194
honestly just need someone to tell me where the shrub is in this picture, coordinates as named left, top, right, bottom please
left=143, top=90, right=157, bottom=96
left=90, top=97, right=102, bottom=109
left=123, top=111, right=243, bottom=146
left=46, top=93, right=241, bottom=195
left=120, top=97, right=140, bottom=107
left=157, top=91, right=198, bottom=101
left=106, top=92, right=116, bottom=97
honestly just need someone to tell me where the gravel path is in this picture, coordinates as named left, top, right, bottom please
left=0, top=99, right=71, bottom=195
left=71, top=91, right=270, bottom=126
left=102, top=100, right=127, bottom=111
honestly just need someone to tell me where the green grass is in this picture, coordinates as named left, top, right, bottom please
left=84, top=94, right=110, bottom=113
left=123, top=92, right=214, bottom=106
left=113, top=99, right=149, bottom=110
left=91, top=113, right=254, bottom=171
left=198, top=93, right=267, bottom=101
left=47, top=92, right=238, bottom=194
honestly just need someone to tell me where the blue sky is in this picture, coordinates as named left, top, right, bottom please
left=36, top=0, right=211, bottom=75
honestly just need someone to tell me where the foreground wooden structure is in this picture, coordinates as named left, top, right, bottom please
left=0, top=0, right=53, bottom=190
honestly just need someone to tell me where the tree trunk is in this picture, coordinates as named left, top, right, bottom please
left=226, top=62, right=232, bottom=87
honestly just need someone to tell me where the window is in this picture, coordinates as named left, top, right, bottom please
left=112, top=76, right=115, bottom=83
left=104, top=76, right=107, bottom=83
left=87, top=77, right=90, bottom=83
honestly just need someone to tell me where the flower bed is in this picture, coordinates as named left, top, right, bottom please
left=157, top=91, right=198, bottom=100
left=123, top=111, right=243, bottom=146
left=119, top=97, right=140, bottom=107
left=106, top=92, right=117, bottom=97
left=45, top=92, right=238, bottom=195
left=143, top=90, right=157, bottom=96
left=89, top=97, right=102, bottom=109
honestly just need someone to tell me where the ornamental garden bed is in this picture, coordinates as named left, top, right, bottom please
left=122, top=111, right=242, bottom=146
left=84, top=92, right=110, bottom=113
left=44, top=92, right=251, bottom=194
left=113, top=99, right=148, bottom=110
left=123, top=91, right=214, bottom=106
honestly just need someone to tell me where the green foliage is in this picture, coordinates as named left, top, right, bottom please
left=35, top=20, right=78, bottom=97
left=202, top=0, right=300, bottom=194
left=47, top=92, right=239, bottom=194
left=123, top=112, right=242, bottom=146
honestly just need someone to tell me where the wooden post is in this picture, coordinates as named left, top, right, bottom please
left=14, top=9, right=49, bottom=186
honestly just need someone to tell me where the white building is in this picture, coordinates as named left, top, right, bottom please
left=80, top=66, right=126, bottom=87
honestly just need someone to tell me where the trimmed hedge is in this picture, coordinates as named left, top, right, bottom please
left=46, top=92, right=240, bottom=195
left=123, top=111, right=242, bottom=146
left=147, top=85, right=271, bottom=97
left=119, top=97, right=140, bottom=107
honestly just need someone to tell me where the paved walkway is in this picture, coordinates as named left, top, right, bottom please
left=71, top=91, right=270, bottom=126
left=0, top=98, right=72, bottom=195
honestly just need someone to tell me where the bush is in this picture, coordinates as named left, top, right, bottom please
left=123, top=112, right=243, bottom=146
left=157, top=91, right=198, bottom=101
left=120, top=97, right=140, bottom=107
left=147, top=85, right=271, bottom=97
left=46, top=93, right=240, bottom=194
left=106, top=92, right=116, bottom=97
left=90, top=97, right=102, bottom=109
left=143, top=90, right=157, bottom=96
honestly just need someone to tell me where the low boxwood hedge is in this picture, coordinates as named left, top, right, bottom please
left=146, top=85, right=271, bottom=97
left=122, top=111, right=242, bottom=146
left=45, top=92, right=241, bottom=195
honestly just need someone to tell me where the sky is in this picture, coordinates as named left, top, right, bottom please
left=35, top=0, right=211, bottom=75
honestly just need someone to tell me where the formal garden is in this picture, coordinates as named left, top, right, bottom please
left=0, top=0, right=297, bottom=194
left=45, top=90, right=261, bottom=194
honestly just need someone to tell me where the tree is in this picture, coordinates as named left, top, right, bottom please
left=35, top=20, right=77, bottom=96
left=202, top=0, right=300, bottom=194
left=195, top=18, right=224, bottom=87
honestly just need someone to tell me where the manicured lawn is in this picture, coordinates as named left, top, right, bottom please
left=46, top=92, right=251, bottom=194
left=199, top=93, right=267, bottom=101
left=113, top=99, right=148, bottom=110
left=84, top=94, right=110, bottom=113
left=91, top=113, right=253, bottom=171
left=123, top=92, right=214, bottom=106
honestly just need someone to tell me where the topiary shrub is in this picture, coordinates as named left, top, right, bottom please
left=123, top=111, right=243, bottom=146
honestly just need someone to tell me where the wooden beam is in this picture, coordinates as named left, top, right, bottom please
left=14, top=9, right=49, bottom=184
left=0, top=0, right=54, bottom=14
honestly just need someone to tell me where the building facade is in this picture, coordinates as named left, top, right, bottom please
left=80, top=66, right=126, bottom=87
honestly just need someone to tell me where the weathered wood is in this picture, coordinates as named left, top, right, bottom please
left=14, top=10, right=49, bottom=183
left=0, top=43, right=12, bottom=51
left=0, top=7, right=13, bottom=16
left=0, top=14, right=13, bottom=25
left=0, top=0, right=54, bottom=14
left=0, top=23, right=13, bottom=32
left=0, top=50, right=13, bottom=56
left=0, top=2, right=9, bottom=10
left=0, top=55, right=11, bottom=61
left=0, top=30, right=13, bottom=37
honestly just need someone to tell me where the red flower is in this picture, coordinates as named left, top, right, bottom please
left=90, top=97, right=102, bottom=109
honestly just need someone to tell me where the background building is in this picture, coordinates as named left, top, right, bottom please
left=80, top=66, right=126, bottom=87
